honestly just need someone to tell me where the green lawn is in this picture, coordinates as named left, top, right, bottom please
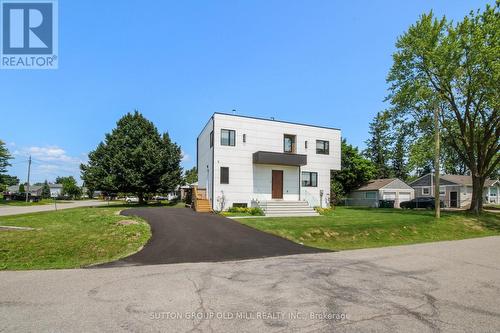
left=236, top=207, right=500, bottom=250
left=0, top=206, right=151, bottom=270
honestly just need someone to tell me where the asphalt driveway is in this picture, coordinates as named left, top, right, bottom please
left=101, top=207, right=324, bottom=267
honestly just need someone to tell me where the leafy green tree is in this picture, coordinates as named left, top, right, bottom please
left=387, top=3, right=499, bottom=213
left=0, top=174, right=19, bottom=187
left=364, top=111, right=392, bottom=178
left=41, top=180, right=51, bottom=199
left=57, top=176, right=82, bottom=199
left=184, top=167, right=198, bottom=185
left=331, top=139, right=376, bottom=203
left=81, top=111, right=183, bottom=204
left=18, top=183, right=25, bottom=193
left=0, top=140, right=12, bottom=176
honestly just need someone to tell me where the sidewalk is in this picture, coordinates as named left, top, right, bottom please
left=0, top=200, right=109, bottom=216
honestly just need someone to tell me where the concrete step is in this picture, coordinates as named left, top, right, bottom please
left=258, top=200, right=318, bottom=217
left=265, top=212, right=320, bottom=217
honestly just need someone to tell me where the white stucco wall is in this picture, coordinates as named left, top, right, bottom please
left=198, top=113, right=341, bottom=210
left=196, top=117, right=214, bottom=203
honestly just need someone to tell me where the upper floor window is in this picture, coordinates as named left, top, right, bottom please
left=243, top=134, right=246, bottom=143
left=210, top=131, right=214, bottom=147
left=301, top=171, right=317, bottom=187
left=284, top=134, right=296, bottom=153
left=221, top=129, right=235, bottom=146
left=316, top=140, right=329, bottom=155
left=422, top=187, right=430, bottom=195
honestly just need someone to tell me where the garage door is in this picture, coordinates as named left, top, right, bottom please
left=399, top=192, right=411, bottom=202
left=382, top=192, right=396, bottom=200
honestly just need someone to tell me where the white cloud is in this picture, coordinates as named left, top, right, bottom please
left=12, top=145, right=85, bottom=183
left=181, top=150, right=191, bottom=163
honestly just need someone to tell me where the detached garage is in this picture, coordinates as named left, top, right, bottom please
left=349, top=178, right=415, bottom=208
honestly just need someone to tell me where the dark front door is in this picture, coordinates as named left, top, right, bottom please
left=272, top=170, right=283, bottom=199
left=450, top=191, right=458, bottom=208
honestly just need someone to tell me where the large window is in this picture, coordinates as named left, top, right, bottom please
left=284, top=134, right=296, bottom=153
left=365, top=192, right=377, bottom=199
left=220, top=167, right=229, bottom=184
left=221, top=129, right=235, bottom=146
left=301, top=171, right=317, bottom=187
left=316, top=140, right=329, bottom=154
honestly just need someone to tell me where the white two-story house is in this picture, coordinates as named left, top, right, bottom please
left=196, top=113, right=341, bottom=215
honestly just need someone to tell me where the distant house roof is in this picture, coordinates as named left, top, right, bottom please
left=410, top=173, right=499, bottom=187
left=48, top=183, right=63, bottom=188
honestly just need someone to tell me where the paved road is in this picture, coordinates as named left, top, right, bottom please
left=102, top=208, right=324, bottom=267
left=1, top=237, right=499, bottom=332
left=0, top=200, right=109, bottom=216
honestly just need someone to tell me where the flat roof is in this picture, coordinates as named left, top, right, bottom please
left=213, top=112, right=341, bottom=131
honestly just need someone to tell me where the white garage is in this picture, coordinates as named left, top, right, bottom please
left=350, top=178, right=415, bottom=208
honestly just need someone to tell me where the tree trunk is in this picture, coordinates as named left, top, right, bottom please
left=433, top=107, right=440, bottom=219
left=469, top=176, right=485, bottom=214
left=138, top=193, right=144, bottom=205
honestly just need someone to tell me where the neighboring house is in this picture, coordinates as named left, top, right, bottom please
left=48, top=183, right=63, bottom=198
left=196, top=113, right=341, bottom=212
left=4, top=185, right=43, bottom=196
left=349, top=178, right=415, bottom=208
left=409, top=173, right=499, bottom=208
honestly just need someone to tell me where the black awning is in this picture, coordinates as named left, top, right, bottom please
left=252, top=151, right=307, bottom=166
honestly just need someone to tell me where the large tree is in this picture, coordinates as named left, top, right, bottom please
left=0, top=140, right=12, bottom=176
left=331, top=139, right=376, bottom=204
left=364, top=112, right=392, bottom=178
left=56, top=176, right=82, bottom=199
left=183, top=167, right=198, bottom=185
left=387, top=3, right=499, bottom=213
left=81, top=111, right=183, bottom=203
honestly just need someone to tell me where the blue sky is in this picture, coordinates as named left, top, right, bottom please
left=1, top=0, right=491, bottom=184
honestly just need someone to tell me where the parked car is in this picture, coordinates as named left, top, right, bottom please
left=125, top=196, right=139, bottom=203
left=152, top=195, right=168, bottom=201
left=400, top=197, right=444, bottom=209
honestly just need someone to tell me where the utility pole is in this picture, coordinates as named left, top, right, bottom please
left=25, top=155, right=32, bottom=203
left=434, top=108, right=440, bottom=219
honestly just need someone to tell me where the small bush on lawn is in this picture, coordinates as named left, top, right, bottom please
left=315, top=207, right=335, bottom=215
left=227, top=206, right=264, bottom=216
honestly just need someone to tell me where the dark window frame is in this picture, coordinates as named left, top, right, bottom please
left=210, top=131, right=214, bottom=147
left=301, top=171, right=318, bottom=187
left=220, top=167, right=229, bottom=184
left=243, top=133, right=246, bottom=143
left=316, top=140, right=329, bottom=155
left=221, top=129, right=236, bottom=146
left=283, top=134, right=296, bottom=153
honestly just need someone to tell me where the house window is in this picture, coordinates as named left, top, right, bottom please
left=284, top=134, right=296, bottom=153
left=365, top=192, right=377, bottom=199
left=422, top=187, right=430, bottom=195
left=305, top=141, right=308, bottom=149
left=243, top=134, right=246, bottom=143
left=301, top=171, right=317, bottom=187
left=221, top=129, right=235, bottom=146
left=220, top=167, right=229, bottom=184
left=316, top=140, right=329, bottom=154
left=439, top=186, right=446, bottom=196
left=210, top=131, right=214, bottom=148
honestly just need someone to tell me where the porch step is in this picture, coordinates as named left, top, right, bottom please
left=194, top=199, right=212, bottom=213
left=259, top=200, right=319, bottom=217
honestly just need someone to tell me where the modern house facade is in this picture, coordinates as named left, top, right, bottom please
left=409, top=173, right=499, bottom=208
left=197, top=113, right=341, bottom=212
left=349, top=178, right=415, bottom=208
